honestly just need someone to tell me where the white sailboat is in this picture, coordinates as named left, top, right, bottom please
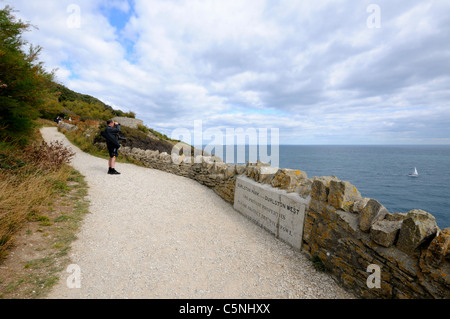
left=409, top=167, right=419, bottom=177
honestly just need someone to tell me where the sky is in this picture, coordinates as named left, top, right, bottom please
left=4, top=0, right=450, bottom=145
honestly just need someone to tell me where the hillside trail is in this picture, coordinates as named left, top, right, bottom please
left=41, top=127, right=354, bottom=299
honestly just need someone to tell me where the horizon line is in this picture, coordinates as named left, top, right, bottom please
left=197, top=144, right=450, bottom=147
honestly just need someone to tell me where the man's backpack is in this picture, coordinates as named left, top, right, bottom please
left=101, top=129, right=120, bottom=149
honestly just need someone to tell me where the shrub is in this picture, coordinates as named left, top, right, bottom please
left=23, top=141, right=75, bottom=171
left=137, top=124, right=150, bottom=134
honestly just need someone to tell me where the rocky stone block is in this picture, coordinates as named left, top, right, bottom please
left=59, top=122, right=78, bottom=131
left=297, top=179, right=313, bottom=199
left=258, top=166, right=279, bottom=184
left=149, top=150, right=160, bottom=158
left=246, top=160, right=270, bottom=168
left=246, top=165, right=259, bottom=180
left=336, top=210, right=360, bottom=234
left=359, top=199, right=389, bottom=233
left=196, top=156, right=214, bottom=164
left=271, top=169, right=308, bottom=193
left=385, top=212, right=407, bottom=222
left=396, top=210, right=438, bottom=255
left=310, top=176, right=340, bottom=202
left=201, top=161, right=214, bottom=172
left=235, top=165, right=246, bottom=175
left=121, top=146, right=131, bottom=154
left=194, top=155, right=203, bottom=164
left=311, top=179, right=329, bottom=202
left=211, top=155, right=223, bottom=163
left=223, top=164, right=237, bottom=179
left=158, top=152, right=172, bottom=163
left=210, top=162, right=226, bottom=174
left=328, top=180, right=362, bottom=212
left=171, top=154, right=186, bottom=165
left=370, top=220, right=403, bottom=248
left=352, top=198, right=370, bottom=214
left=131, top=147, right=140, bottom=154
left=144, top=149, right=153, bottom=158
left=422, top=228, right=450, bottom=267
left=135, top=149, right=146, bottom=159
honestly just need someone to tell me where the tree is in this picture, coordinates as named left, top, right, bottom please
left=0, top=5, right=55, bottom=145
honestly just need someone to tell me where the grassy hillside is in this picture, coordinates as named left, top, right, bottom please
left=53, top=84, right=136, bottom=121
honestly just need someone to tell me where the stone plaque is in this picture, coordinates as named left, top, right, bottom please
left=234, top=176, right=309, bottom=250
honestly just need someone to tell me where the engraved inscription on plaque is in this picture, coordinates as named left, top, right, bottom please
left=234, top=176, right=309, bottom=250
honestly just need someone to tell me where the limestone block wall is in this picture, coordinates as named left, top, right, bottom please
left=113, top=145, right=449, bottom=299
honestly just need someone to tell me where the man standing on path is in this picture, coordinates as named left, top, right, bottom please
left=101, top=119, right=122, bottom=175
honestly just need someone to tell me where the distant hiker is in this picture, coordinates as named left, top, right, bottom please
left=54, top=116, right=62, bottom=126
left=101, top=120, right=123, bottom=175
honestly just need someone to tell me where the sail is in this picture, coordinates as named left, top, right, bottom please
left=409, top=167, right=418, bottom=176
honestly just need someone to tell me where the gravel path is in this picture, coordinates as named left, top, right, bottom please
left=41, top=127, right=354, bottom=299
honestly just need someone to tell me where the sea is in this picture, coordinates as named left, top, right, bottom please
left=209, top=145, right=450, bottom=229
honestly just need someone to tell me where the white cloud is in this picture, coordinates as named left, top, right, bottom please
left=4, top=0, right=450, bottom=144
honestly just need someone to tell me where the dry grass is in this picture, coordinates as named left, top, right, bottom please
left=0, top=127, right=89, bottom=298
left=0, top=169, right=70, bottom=259
left=0, top=166, right=89, bottom=298
left=0, top=139, right=75, bottom=261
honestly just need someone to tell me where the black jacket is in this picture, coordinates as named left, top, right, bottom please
left=101, top=124, right=121, bottom=148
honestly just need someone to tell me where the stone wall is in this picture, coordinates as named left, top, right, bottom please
left=113, top=145, right=449, bottom=299
left=112, top=117, right=144, bottom=129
